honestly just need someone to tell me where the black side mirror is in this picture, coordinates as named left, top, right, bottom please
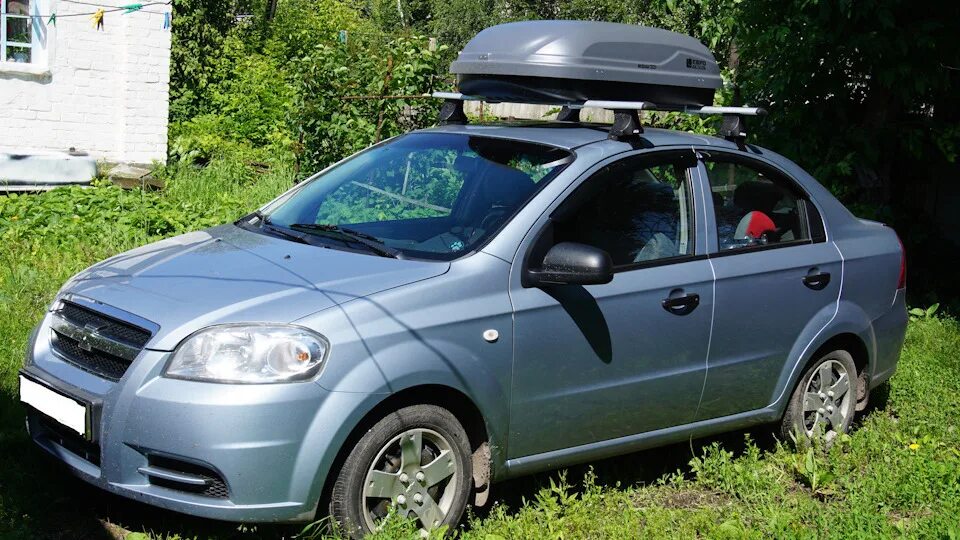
left=527, top=242, right=614, bottom=287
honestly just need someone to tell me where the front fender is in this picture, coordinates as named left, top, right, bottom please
left=294, top=336, right=510, bottom=514
left=296, top=253, right=514, bottom=508
left=371, top=337, right=509, bottom=460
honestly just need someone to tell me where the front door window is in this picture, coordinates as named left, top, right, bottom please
left=554, top=159, right=693, bottom=265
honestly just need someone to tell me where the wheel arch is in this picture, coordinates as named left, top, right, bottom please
left=772, top=300, right=876, bottom=415
left=316, top=384, right=495, bottom=516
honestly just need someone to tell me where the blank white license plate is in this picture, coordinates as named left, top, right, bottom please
left=19, top=375, right=87, bottom=437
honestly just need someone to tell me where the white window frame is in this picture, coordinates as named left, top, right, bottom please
left=0, top=0, right=53, bottom=75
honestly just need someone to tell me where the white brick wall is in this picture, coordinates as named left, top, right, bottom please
left=0, top=0, right=171, bottom=164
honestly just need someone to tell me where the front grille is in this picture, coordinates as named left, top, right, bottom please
left=50, top=301, right=153, bottom=381
left=146, top=455, right=230, bottom=499
left=36, top=412, right=101, bottom=466
left=59, top=302, right=151, bottom=347
left=51, top=330, right=131, bottom=381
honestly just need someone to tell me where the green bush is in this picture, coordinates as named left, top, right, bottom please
left=0, top=159, right=294, bottom=252
left=292, top=34, right=449, bottom=174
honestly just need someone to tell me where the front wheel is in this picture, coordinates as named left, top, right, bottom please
left=781, top=349, right=857, bottom=441
left=329, top=404, right=473, bottom=538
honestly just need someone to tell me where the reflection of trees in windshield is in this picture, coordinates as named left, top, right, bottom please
left=315, top=141, right=567, bottom=226
left=266, top=133, right=573, bottom=261
left=316, top=148, right=464, bottom=224
left=508, top=156, right=553, bottom=182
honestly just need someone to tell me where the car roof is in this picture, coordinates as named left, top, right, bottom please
left=420, top=122, right=745, bottom=152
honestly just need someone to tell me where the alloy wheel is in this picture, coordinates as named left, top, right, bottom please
left=801, top=359, right=853, bottom=437
left=361, top=428, right=459, bottom=532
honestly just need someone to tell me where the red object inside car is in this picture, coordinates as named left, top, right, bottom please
left=741, top=211, right=776, bottom=239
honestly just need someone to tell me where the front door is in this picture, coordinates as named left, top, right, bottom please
left=508, top=151, right=715, bottom=458
left=695, top=154, right=843, bottom=420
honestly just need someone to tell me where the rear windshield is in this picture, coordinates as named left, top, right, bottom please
left=259, top=133, right=573, bottom=260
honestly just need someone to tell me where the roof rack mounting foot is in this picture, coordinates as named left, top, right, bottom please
left=719, top=113, right=748, bottom=150
left=439, top=98, right=469, bottom=125
left=609, top=109, right=643, bottom=140
left=556, top=106, right=581, bottom=122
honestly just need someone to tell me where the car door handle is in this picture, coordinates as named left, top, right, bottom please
left=662, top=292, right=700, bottom=316
left=802, top=271, right=831, bottom=291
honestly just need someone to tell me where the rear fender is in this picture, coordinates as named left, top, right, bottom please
left=769, top=300, right=874, bottom=415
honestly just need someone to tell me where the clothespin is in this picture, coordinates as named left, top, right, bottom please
left=121, top=3, right=144, bottom=14
left=91, top=8, right=105, bottom=30
left=47, top=12, right=56, bottom=26
left=162, top=11, right=171, bottom=29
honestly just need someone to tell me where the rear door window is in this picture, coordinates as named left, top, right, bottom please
left=704, top=159, right=811, bottom=251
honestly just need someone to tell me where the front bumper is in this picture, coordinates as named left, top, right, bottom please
left=22, top=314, right=375, bottom=523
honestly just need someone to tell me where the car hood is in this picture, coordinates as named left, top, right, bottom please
left=61, top=225, right=449, bottom=350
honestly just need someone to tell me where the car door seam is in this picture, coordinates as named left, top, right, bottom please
left=693, top=149, right=716, bottom=420
left=768, top=241, right=845, bottom=408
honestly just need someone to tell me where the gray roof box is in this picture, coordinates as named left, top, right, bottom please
left=451, top=20, right=722, bottom=108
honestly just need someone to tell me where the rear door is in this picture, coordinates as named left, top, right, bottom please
left=694, top=152, right=842, bottom=420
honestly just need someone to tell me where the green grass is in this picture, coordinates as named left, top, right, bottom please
left=1, top=158, right=959, bottom=539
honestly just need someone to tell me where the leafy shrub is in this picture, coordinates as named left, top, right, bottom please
left=909, top=303, right=940, bottom=322
left=169, top=114, right=264, bottom=164
left=291, top=34, right=449, bottom=175
left=0, top=157, right=294, bottom=253
left=0, top=182, right=183, bottom=248
left=169, top=0, right=257, bottom=123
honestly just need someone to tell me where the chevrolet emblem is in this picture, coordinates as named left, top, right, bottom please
left=78, top=323, right=106, bottom=352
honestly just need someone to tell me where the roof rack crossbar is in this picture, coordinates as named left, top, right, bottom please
left=685, top=105, right=767, bottom=117
left=431, top=92, right=765, bottom=114
left=433, top=92, right=480, bottom=101
left=430, top=93, right=767, bottom=144
left=582, top=100, right=656, bottom=111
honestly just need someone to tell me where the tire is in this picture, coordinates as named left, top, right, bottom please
left=780, top=349, right=858, bottom=442
left=329, top=404, right=473, bottom=538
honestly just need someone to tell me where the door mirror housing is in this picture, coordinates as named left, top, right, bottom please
left=527, top=242, right=614, bottom=287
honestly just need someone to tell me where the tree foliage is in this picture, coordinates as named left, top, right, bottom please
left=735, top=0, right=960, bottom=215
left=168, top=0, right=959, bottom=230
left=169, top=0, right=258, bottom=122
left=292, top=34, right=448, bottom=173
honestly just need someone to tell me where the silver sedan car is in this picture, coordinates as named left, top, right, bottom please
left=19, top=123, right=907, bottom=535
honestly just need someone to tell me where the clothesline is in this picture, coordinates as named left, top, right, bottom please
left=17, top=1, right=172, bottom=19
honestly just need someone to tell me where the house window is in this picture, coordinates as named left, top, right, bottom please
left=2, top=0, right=45, bottom=65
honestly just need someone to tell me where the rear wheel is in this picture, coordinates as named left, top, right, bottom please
left=781, top=350, right=857, bottom=442
left=329, top=404, right=472, bottom=538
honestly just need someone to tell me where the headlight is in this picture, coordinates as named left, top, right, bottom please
left=164, top=325, right=329, bottom=383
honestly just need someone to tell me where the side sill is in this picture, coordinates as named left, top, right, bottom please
left=502, top=407, right=779, bottom=479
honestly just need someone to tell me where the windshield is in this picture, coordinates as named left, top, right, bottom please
left=257, top=133, right=573, bottom=260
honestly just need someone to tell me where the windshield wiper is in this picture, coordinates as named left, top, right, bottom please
left=259, top=221, right=327, bottom=247
left=287, top=223, right=401, bottom=259
left=288, top=223, right=382, bottom=242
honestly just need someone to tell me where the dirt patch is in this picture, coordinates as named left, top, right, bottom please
left=633, top=488, right=731, bottom=510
